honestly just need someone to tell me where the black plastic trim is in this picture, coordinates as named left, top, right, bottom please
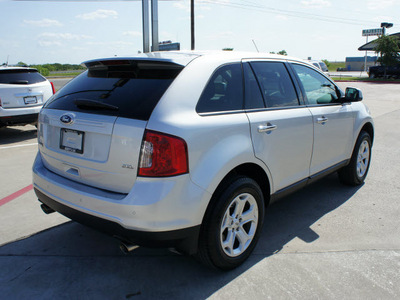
left=271, top=160, right=349, bottom=202
left=34, top=188, right=200, bottom=255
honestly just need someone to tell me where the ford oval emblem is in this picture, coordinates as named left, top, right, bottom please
left=60, top=114, right=74, bottom=125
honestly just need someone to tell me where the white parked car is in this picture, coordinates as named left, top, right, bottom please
left=33, top=51, right=373, bottom=270
left=0, top=66, right=54, bottom=127
left=308, top=60, right=330, bottom=76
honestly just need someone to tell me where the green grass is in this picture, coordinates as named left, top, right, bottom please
left=332, top=76, right=400, bottom=82
left=327, top=62, right=346, bottom=72
left=47, top=72, right=82, bottom=77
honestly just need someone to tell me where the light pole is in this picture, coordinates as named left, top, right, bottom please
left=191, top=0, right=195, bottom=50
left=381, top=22, right=393, bottom=36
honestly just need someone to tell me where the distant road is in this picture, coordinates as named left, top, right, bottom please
left=49, top=78, right=73, bottom=91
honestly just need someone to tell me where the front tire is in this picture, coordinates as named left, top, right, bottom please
left=196, top=176, right=265, bottom=270
left=338, top=131, right=372, bottom=185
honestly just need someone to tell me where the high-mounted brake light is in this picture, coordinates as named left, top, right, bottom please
left=50, top=82, right=55, bottom=94
left=138, top=130, right=188, bottom=177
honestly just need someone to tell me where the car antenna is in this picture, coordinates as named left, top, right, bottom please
left=252, top=40, right=259, bottom=53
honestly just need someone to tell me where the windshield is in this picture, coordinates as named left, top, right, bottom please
left=0, top=69, right=46, bottom=84
left=44, top=61, right=183, bottom=121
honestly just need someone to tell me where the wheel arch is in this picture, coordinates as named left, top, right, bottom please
left=201, top=163, right=271, bottom=225
left=360, top=122, right=374, bottom=146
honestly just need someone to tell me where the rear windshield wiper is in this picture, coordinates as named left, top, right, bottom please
left=9, top=80, right=29, bottom=84
left=74, top=99, right=119, bottom=111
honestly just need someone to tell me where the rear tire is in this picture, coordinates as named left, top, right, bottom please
left=338, top=131, right=372, bottom=186
left=196, top=176, right=265, bottom=270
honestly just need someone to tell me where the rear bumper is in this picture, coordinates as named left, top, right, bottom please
left=35, top=188, right=200, bottom=254
left=32, top=153, right=211, bottom=254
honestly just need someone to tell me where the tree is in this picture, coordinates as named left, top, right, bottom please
left=270, top=50, right=288, bottom=56
left=17, top=61, right=28, bottom=67
left=277, top=50, right=288, bottom=56
left=374, top=35, right=400, bottom=67
left=322, top=59, right=331, bottom=68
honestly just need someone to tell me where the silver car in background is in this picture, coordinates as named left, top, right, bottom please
left=33, top=51, right=373, bottom=270
left=0, top=66, right=54, bottom=127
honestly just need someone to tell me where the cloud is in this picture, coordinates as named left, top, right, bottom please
left=275, top=15, right=288, bottom=21
left=38, top=33, right=93, bottom=47
left=173, top=0, right=212, bottom=12
left=372, top=15, right=394, bottom=23
left=301, top=0, right=331, bottom=8
left=206, top=31, right=234, bottom=40
left=38, top=41, right=63, bottom=47
left=24, top=18, right=62, bottom=27
left=367, top=0, right=395, bottom=10
left=123, top=31, right=142, bottom=37
left=76, top=9, right=118, bottom=21
left=39, top=33, right=93, bottom=40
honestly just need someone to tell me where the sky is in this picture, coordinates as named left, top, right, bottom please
left=0, top=0, right=399, bottom=65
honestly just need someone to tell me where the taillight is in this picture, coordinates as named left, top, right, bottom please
left=50, top=82, right=55, bottom=94
left=138, top=130, right=188, bottom=177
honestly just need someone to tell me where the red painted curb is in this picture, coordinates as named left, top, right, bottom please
left=0, top=184, right=33, bottom=207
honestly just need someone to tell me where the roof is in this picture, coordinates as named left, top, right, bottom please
left=0, top=66, right=36, bottom=71
left=82, top=51, right=301, bottom=68
left=358, top=32, right=400, bottom=51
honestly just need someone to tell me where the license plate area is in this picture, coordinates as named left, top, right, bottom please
left=24, top=96, right=37, bottom=105
left=60, top=129, right=84, bottom=154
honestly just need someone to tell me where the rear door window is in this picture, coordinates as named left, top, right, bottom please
left=0, top=69, right=46, bottom=84
left=250, top=62, right=300, bottom=108
left=196, top=63, right=244, bottom=114
left=44, top=61, right=183, bottom=121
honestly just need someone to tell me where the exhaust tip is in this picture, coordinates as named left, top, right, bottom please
left=119, top=242, right=139, bottom=254
left=40, top=203, right=55, bottom=214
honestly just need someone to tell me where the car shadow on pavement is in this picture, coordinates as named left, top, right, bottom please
left=0, top=174, right=362, bottom=299
left=0, top=125, right=37, bottom=145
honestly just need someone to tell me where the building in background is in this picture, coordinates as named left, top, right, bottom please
left=345, top=56, right=378, bottom=71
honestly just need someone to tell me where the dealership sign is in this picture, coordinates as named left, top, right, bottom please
left=362, top=28, right=383, bottom=36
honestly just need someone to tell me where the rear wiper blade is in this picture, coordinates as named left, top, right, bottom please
left=74, top=99, right=119, bottom=111
left=9, top=80, right=29, bottom=84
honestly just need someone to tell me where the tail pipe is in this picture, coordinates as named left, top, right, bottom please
left=119, top=241, right=139, bottom=254
left=40, top=203, right=55, bottom=214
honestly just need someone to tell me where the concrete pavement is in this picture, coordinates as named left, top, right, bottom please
left=0, top=82, right=399, bottom=299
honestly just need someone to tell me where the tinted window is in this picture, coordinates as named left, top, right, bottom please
left=250, top=62, right=299, bottom=108
left=292, top=64, right=338, bottom=105
left=0, top=69, right=46, bottom=84
left=196, top=63, right=243, bottom=113
left=243, top=63, right=265, bottom=109
left=44, top=62, right=182, bottom=121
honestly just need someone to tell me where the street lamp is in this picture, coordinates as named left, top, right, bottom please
left=381, top=22, right=393, bottom=35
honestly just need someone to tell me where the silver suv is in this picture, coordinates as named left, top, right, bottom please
left=33, top=52, right=374, bottom=270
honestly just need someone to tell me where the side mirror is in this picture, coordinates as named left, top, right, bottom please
left=344, top=87, right=363, bottom=102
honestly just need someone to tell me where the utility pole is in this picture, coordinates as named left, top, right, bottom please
left=151, top=0, right=159, bottom=51
left=142, top=0, right=150, bottom=53
left=191, top=0, right=195, bottom=50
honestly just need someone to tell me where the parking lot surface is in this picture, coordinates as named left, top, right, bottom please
left=0, top=82, right=399, bottom=299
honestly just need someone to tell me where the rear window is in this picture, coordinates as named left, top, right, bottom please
left=44, top=61, right=183, bottom=121
left=0, top=69, right=46, bottom=84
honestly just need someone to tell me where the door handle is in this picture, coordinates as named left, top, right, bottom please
left=317, top=116, right=328, bottom=124
left=258, top=123, right=277, bottom=133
